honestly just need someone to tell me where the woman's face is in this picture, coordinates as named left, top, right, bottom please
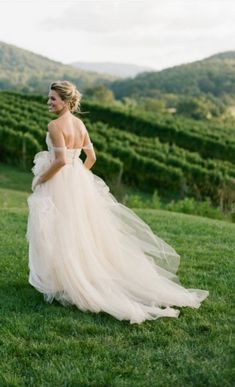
left=47, top=90, right=66, bottom=114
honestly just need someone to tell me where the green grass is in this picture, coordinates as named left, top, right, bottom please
left=0, top=163, right=234, bottom=386
left=0, top=163, right=31, bottom=210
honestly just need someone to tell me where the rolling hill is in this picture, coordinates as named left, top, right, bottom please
left=109, top=51, right=235, bottom=102
left=0, top=41, right=119, bottom=94
left=1, top=40, right=234, bottom=120
left=0, top=91, right=234, bottom=211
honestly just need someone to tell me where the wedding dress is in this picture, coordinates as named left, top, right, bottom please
left=26, top=131, right=209, bottom=324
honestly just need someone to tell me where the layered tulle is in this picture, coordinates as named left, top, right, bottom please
left=26, top=133, right=209, bottom=324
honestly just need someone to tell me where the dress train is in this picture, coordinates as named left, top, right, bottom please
left=26, top=132, right=209, bottom=324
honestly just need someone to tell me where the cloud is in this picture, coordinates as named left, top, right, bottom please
left=39, top=0, right=235, bottom=57
left=40, top=0, right=156, bottom=34
left=1, top=0, right=235, bottom=70
left=40, top=0, right=235, bottom=35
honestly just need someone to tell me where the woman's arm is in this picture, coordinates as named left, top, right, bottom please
left=82, top=129, right=96, bottom=170
left=35, top=123, right=66, bottom=187
left=37, top=158, right=66, bottom=184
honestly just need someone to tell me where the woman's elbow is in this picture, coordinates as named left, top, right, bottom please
left=89, top=156, right=96, bottom=167
left=89, top=154, right=96, bottom=163
left=56, top=158, right=66, bottom=167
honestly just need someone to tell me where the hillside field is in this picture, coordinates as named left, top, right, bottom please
left=1, top=90, right=235, bottom=215
left=0, top=163, right=234, bottom=386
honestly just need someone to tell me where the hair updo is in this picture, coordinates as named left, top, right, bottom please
left=50, top=80, right=82, bottom=113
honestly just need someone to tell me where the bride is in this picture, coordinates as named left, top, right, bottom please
left=26, top=80, right=209, bottom=324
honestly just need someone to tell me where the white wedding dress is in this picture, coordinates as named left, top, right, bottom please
left=26, top=131, right=209, bottom=324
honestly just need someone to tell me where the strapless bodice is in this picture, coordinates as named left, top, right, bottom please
left=46, top=132, right=93, bottom=163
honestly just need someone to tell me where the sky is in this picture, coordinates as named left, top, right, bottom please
left=0, top=0, right=235, bottom=71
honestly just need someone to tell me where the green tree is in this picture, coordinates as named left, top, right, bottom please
left=84, top=85, right=115, bottom=104
left=177, top=97, right=212, bottom=120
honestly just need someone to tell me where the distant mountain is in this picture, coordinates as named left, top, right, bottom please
left=70, top=61, right=154, bottom=78
left=1, top=40, right=234, bottom=109
left=0, top=41, right=119, bottom=94
left=108, top=51, right=235, bottom=100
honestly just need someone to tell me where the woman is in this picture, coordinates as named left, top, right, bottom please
left=26, top=80, right=209, bottom=324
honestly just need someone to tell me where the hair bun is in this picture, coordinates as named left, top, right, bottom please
left=50, top=80, right=82, bottom=113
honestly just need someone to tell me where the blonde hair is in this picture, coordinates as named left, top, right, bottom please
left=50, top=80, right=82, bottom=113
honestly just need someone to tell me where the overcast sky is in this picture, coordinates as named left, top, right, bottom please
left=0, top=0, right=235, bottom=71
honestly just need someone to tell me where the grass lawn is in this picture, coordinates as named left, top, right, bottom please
left=0, top=163, right=234, bottom=386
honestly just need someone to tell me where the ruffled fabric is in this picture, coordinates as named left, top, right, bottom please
left=26, top=133, right=209, bottom=324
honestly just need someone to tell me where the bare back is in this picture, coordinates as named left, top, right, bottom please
left=52, top=113, right=87, bottom=149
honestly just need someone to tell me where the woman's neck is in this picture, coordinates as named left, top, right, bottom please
left=58, top=106, right=70, bottom=118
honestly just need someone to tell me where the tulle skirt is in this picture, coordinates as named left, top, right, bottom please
left=26, top=151, right=209, bottom=324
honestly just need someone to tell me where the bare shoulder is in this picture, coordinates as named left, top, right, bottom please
left=75, top=116, right=87, bottom=133
left=47, top=121, right=65, bottom=147
left=48, top=119, right=58, bottom=131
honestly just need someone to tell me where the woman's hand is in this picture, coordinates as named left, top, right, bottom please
left=32, top=176, right=43, bottom=192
